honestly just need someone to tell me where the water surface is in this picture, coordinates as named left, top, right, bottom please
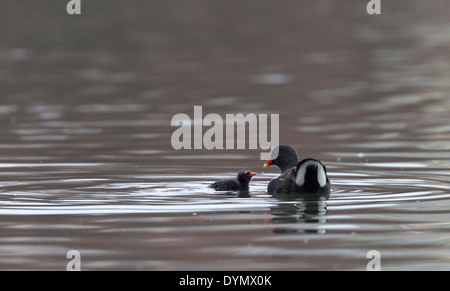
left=1, top=1, right=450, bottom=270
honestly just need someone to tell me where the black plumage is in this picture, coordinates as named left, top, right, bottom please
left=264, top=145, right=300, bottom=193
left=209, top=170, right=256, bottom=191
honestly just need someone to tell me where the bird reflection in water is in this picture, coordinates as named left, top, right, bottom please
left=269, top=192, right=330, bottom=234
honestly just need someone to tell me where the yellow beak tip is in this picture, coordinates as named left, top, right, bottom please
left=263, top=163, right=269, bottom=168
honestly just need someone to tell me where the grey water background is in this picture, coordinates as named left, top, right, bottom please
left=1, top=0, right=450, bottom=270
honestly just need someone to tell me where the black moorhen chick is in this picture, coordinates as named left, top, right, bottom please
left=209, top=170, right=257, bottom=191
left=263, top=145, right=299, bottom=193
left=275, top=158, right=331, bottom=195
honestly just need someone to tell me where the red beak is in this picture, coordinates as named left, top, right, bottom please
left=248, top=172, right=257, bottom=177
left=263, top=159, right=272, bottom=168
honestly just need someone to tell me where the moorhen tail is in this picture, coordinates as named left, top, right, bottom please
left=275, top=158, right=331, bottom=195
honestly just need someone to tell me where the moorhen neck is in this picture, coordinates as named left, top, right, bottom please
left=264, top=145, right=300, bottom=193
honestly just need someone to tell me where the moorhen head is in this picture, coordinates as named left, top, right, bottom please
left=263, top=145, right=299, bottom=173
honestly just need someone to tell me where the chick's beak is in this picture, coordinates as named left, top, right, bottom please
left=249, top=172, right=257, bottom=177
